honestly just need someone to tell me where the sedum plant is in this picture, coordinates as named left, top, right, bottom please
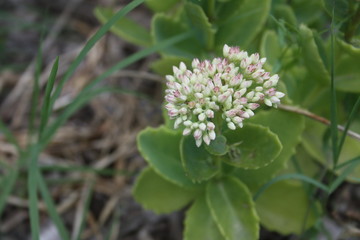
left=95, top=0, right=360, bottom=239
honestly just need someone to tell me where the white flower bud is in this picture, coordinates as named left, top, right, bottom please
left=227, top=122, right=236, bottom=130
left=183, top=128, right=191, bottom=136
left=203, top=134, right=211, bottom=145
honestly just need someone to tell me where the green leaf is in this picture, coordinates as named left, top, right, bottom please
left=133, top=167, right=197, bottom=214
left=223, top=123, right=282, bottom=169
left=256, top=180, right=320, bottom=235
left=94, top=7, right=151, bottom=47
left=215, top=0, right=270, bottom=48
left=260, top=30, right=282, bottom=70
left=137, top=126, right=200, bottom=189
left=206, top=177, right=259, bottom=240
left=299, top=24, right=330, bottom=85
left=151, top=13, right=204, bottom=58
left=151, top=56, right=192, bottom=75
left=302, top=119, right=360, bottom=180
left=233, top=110, right=305, bottom=190
left=214, top=0, right=245, bottom=25
left=334, top=40, right=360, bottom=93
left=290, top=0, right=325, bottom=25
left=180, top=135, right=220, bottom=182
left=273, top=4, right=297, bottom=26
left=184, top=196, right=225, bottom=240
left=205, top=135, right=229, bottom=156
left=184, top=2, right=215, bottom=50
left=145, top=0, right=179, bottom=12
left=322, top=0, right=349, bottom=20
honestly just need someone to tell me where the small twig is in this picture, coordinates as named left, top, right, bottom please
left=278, top=104, right=360, bottom=141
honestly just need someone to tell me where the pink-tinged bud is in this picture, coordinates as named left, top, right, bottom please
left=270, top=96, right=280, bottom=104
left=168, top=109, right=179, bottom=117
left=262, top=72, right=270, bottom=80
left=226, top=109, right=237, bottom=117
left=166, top=75, right=175, bottom=82
left=182, top=85, right=191, bottom=95
left=179, top=107, right=187, bottom=114
left=269, top=74, right=279, bottom=86
left=263, top=80, right=273, bottom=89
left=275, top=91, right=285, bottom=98
left=209, top=130, right=216, bottom=140
left=264, top=98, right=272, bottom=106
left=199, top=123, right=206, bottom=131
left=192, top=58, right=200, bottom=69
left=165, top=95, right=176, bottom=103
left=203, top=134, right=211, bottom=145
left=207, top=122, right=215, bottom=130
left=184, top=120, right=192, bottom=126
left=227, top=122, right=236, bottom=130
left=198, top=113, right=206, bottom=121
left=240, top=80, right=252, bottom=88
left=248, top=103, right=260, bottom=110
left=174, top=117, right=183, bottom=129
left=234, top=89, right=246, bottom=98
left=223, top=44, right=230, bottom=57
left=246, top=91, right=255, bottom=99
left=250, top=53, right=260, bottom=63
left=246, top=109, right=254, bottom=117
left=233, top=116, right=243, bottom=123
left=239, top=97, right=247, bottom=104
left=183, top=128, right=191, bottom=136
left=241, top=111, right=250, bottom=119
left=194, top=129, right=202, bottom=140
left=173, top=66, right=181, bottom=76
left=179, top=62, right=187, bottom=72
left=194, top=92, right=203, bottom=99
left=206, top=109, right=214, bottom=118
left=195, top=139, right=202, bottom=147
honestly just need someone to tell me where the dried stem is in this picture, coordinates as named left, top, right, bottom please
left=278, top=104, right=360, bottom=142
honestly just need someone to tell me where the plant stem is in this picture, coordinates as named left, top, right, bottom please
left=277, top=104, right=360, bottom=142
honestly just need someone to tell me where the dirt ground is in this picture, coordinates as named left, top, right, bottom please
left=0, top=0, right=359, bottom=239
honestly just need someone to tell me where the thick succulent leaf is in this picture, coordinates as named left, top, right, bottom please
left=184, top=2, right=215, bottom=50
left=137, top=126, right=200, bottom=189
left=302, top=119, right=360, bottom=179
left=299, top=24, right=330, bottom=85
left=214, top=0, right=245, bottom=24
left=180, top=135, right=220, bottom=182
left=260, top=30, right=282, bottom=70
left=204, top=135, right=229, bottom=156
left=151, top=56, right=192, bottom=75
left=273, top=4, right=297, bottom=26
left=215, top=0, right=270, bottom=48
left=206, top=177, right=259, bottom=240
left=184, top=195, right=225, bottom=240
left=133, top=167, right=197, bottom=214
left=94, top=7, right=151, bottom=47
left=223, top=123, right=282, bottom=169
left=256, top=180, right=320, bottom=235
left=145, top=0, right=179, bottom=12
left=233, top=110, right=305, bottom=190
left=151, top=13, right=204, bottom=58
left=290, top=0, right=325, bottom=25
left=334, top=40, right=360, bottom=93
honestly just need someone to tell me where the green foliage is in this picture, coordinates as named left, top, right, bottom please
left=207, top=177, right=259, bottom=240
left=181, top=135, right=220, bottom=182
left=223, top=123, right=282, bottom=169
left=94, top=7, right=151, bottom=47
left=256, top=180, right=320, bottom=234
left=133, top=167, right=196, bottom=213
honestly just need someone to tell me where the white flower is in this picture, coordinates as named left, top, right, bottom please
left=164, top=44, right=285, bottom=146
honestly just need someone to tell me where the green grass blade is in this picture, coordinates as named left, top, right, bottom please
left=29, top=47, right=42, bottom=139
left=0, top=164, right=19, bottom=216
left=38, top=171, right=70, bottom=240
left=39, top=31, right=192, bottom=149
left=329, top=160, right=360, bottom=193
left=39, top=57, right=59, bottom=139
left=329, top=3, right=338, bottom=168
left=48, top=0, right=145, bottom=118
left=337, top=97, right=360, bottom=159
left=74, top=179, right=95, bottom=240
left=253, top=173, right=329, bottom=201
left=335, top=155, right=360, bottom=170
left=28, top=145, right=41, bottom=240
left=81, top=31, right=192, bottom=93
left=0, top=120, right=21, bottom=154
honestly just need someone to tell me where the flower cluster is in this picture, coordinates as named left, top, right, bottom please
left=165, top=44, right=285, bottom=147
